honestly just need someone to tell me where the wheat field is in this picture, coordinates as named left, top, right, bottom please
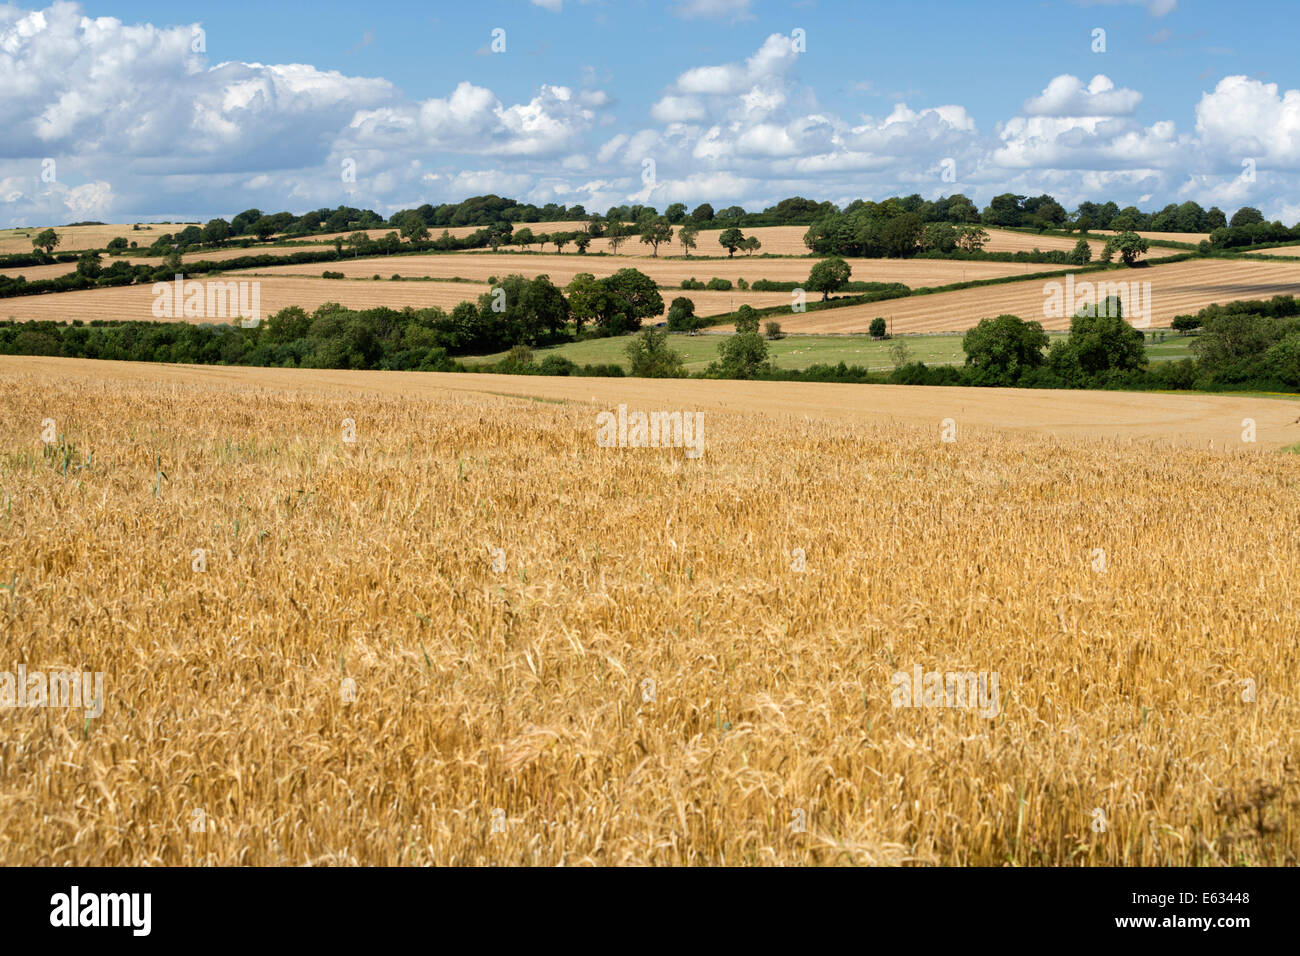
left=0, top=356, right=1297, bottom=866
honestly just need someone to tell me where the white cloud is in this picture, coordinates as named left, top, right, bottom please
left=669, top=33, right=796, bottom=99
left=348, top=82, right=599, bottom=157
left=1, top=3, right=1296, bottom=227
left=63, top=180, right=111, bottom=214
left=1194, top=76, right=1300, bottom=169
left=1023, top=75, right=1142, bottom=117
left=651, top=95, right=706, bottom=123
left=993, top=115, right=1182, bottom=169
left=650, top=170, right=756, bottom=201
left=0, top=5, right=392, bottom=168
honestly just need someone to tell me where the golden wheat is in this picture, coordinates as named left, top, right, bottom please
left=0, top=357, right=1297, bottom=865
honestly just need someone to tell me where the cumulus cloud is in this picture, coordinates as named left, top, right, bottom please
left=666, top=33, right=797, bottom=100
left=1, top=2, right=1297, bottom=227
left=1193, top=76, right=1300, bottom=169
left=650, top=95, right=707, bottom=123
left=344, top=83, right=597, bottom=158
left=0, top=3, right=621, bottom=222
left=0, top=4, right=392, bottom=170
left=1023, top=75, right=1142, bottom=117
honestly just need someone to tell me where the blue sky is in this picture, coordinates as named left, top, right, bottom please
left=3, top=0, right=1298, bottom=225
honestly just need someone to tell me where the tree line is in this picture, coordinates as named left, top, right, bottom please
left=6, top=289, right=1296, bottom=394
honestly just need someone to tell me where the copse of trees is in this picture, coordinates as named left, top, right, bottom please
left=564, top=268, right=663, bottom=336
left=953, top=301, right=1151, bottom=390
left=803, top=206, right=991, bottom=259
left=1185, top=294, right=1300, bottom=390
left=1043, top=298, right=1148, bottom=387
left=961, top=314, right=1050, bottom=386
left=1207, top=218, right=1300, bottom=250
left=666, top=296, right=701, bottom=332
left=388, top=195, right=591, bottom=229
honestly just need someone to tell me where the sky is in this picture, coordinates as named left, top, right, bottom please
left=2, top=0, right=1298, bottom=227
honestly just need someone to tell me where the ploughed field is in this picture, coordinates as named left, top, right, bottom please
left=0, top=356, right=1297, bottom=865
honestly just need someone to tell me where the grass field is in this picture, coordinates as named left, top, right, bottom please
left=467, top=330, right=1200, bottom=373
left=1, top=355, right=1297, bottom=865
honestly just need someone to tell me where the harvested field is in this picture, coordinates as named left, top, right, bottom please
left=0, top=355, right=1297, bottom=866
left=178, top=245, right=341, bottom=263
left=575, top=225, right=1181, bottom=261
left=0, top=276, right=789, bottom=323
left=312, top=221, right=582, bottom=244
left=1244, top=244, right=1300, bottom=257
left=0, top=263, right=80, bottom=281
left=735, top=258, right=1300, bottom=334
left=580, top=224, right=812, bottom=257
left=0, top=276, right=492, bottom=323
left=228, top=252, right=1039, bottom=288
left=982, top=228, right=1180, bottom=260
left=1092, top=229, right=1207, bottom=243
left=0, top=223, right=198, bottom=255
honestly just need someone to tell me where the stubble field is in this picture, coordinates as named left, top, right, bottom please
left=0, top=224, right=199, bottom=256
left=0, top=278, right=793, bottom=323
left=745, top=258, right=1300, bottom=334
left=228, top=251, right=1037, bottom=288
left=0, top=356, right=1297, bottom=865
